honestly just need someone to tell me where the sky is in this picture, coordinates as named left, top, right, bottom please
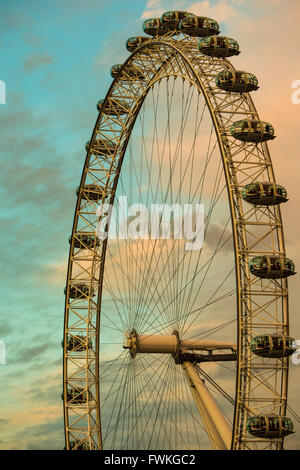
left=0, top=0, right=300, bottom=450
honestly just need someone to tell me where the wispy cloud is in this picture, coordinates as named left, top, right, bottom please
left=23, top=54, right=53, bottom=72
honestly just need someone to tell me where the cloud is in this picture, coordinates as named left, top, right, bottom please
left=189, top=0, right=238, bottom=21
left=23, top=54, right=53, bottom=72
left=0, top=324, right=13, bottom=337
left=141, top=0, right=239, bottom=20
left=12, top=342, right=56, bottom=364
left=36, top=261, right=67, bottom=286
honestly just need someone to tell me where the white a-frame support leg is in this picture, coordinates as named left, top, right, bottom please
left=182, top=361, right=232, bottom=450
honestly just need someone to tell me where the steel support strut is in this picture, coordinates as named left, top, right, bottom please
left=182, top=361, right=232, bottom=450
left=124, top=331, right=235, bottom=449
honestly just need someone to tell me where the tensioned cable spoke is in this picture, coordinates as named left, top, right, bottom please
left=138, top=354, right=202, bottom=449
left=134, top=193, right=229, bottom=334
left=182, top=265, right=235, bottom=336
left=122, top=283, right=236, bottom=341
left=185, top=318, right=236, bottom=341
left=104, top=353, right=172, bottom=447
left=145, top=352, right=230, bottom=449
left=137, top=228, right=233, bottom=334
left=133, top=79, right=200, bottom=328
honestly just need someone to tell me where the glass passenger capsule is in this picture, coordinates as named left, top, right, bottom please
left=230, top=119, right=275, bottom=143
left=96, top=98, right=129, bottom=115
left=247, top=415, right=294, bottom=438
left=126, top=36, right=149, bottom=52
left=216, top=69, right=259, bottom=93
left=110, top=63, right=145, bottom=80
left=69, top=232, right=100, bottom=249
left=65, top=283, right=95, bottom=299
left=66, top=335, right=92, bottom=352
left=242, top=182, right=288, bottom=206
left=77, top=183, right=107, bottom=201
left=249, top=256, right=296, bottom=279
left=85, top=139, right=117, bottom=156
left=179, top=15, right=219, bottom=37
left=198, top=36, right=240, bottom=58
left=69, top=441, right=89, bottom=450
left=143, top=18, right=167, bottom=36
left=66, top=387, right=90, bottom=405
left=250, top=334, right=296, bottom=358
left=160, top=11, right=192, bottom=31
left=110, top=64, right=122, bottom=78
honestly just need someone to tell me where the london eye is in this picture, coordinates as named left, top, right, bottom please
left=63, top=11, right=297, bottom=450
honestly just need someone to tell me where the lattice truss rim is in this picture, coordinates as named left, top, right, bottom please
left=63, top=33, right=290, bottom=451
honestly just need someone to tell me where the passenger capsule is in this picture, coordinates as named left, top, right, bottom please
left=230, top=119, right=275, bottom=143
left=69, top=232, right=100, bottom=249
left=251, top=334, right=296, bottom=358
left=110, top=64, right=122, bottom=78
left=66, top=335, right=92, bottom=352
left=143, top=18, right=167, bottom=36
left=179, top=15, right=219, bottom=37
left=66, top=387, right=90, bottom=405
left=160, top=11, right=192, bottom=31
left=69, top=441, right=89, bottom=450
left=216, top=70, right=259, bottom=93
left=126, top=36, right=149, bottom=52
left=247, top=415, right=294, bottom=438
left=110, top=64, right=145, bottom=80
left=249, top=256, right=296, bottom=279
left=77, top=184, right=107, bottom=201
left=199, top=36, right=240, bottom=58
left=85, top=139, right=117, bottom=156
left=65, top=283, right=95, bottom=299
left=96, top=98, right=129, bottom=115
left=242, top=182, right=288, bottom=206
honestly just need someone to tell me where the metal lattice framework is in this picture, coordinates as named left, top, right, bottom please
left=63, top=30, right=291, bottom=450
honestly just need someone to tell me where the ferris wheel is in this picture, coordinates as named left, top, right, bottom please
left=63, top=11, right=297, bottom=450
